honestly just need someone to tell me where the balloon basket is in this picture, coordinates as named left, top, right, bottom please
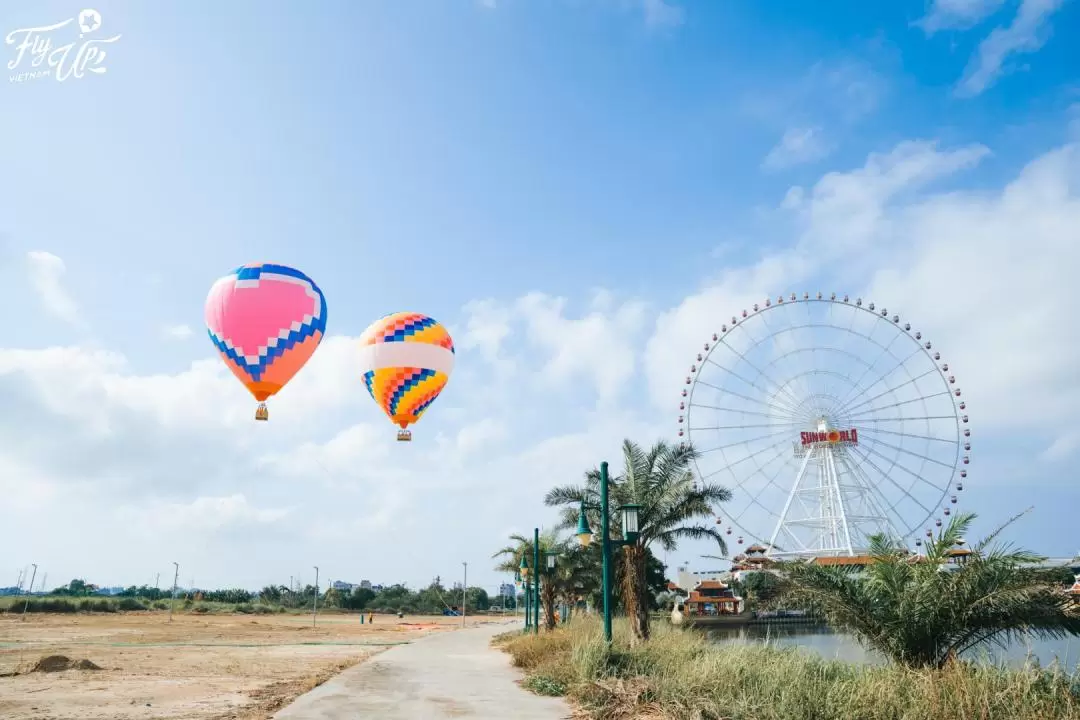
left=255, top=403, right=269, bottom=421
left=396, top=429, right=412, bottom=442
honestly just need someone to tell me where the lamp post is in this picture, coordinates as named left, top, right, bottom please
left=575, top=461, right=641, bottom=644
left=543, top=550, right=558, bottom=629
left=532, top=527, right=540, bottom=635
left=520, top=553, right=531, bottom=632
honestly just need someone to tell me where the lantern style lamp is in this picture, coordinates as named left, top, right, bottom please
left=545, top=551, right=557, bottom=573
left=519, top=553, right=530, bottom=579
left=576, top=500, right=594, bottom=547
left=620, top=504, right=642, bottom=544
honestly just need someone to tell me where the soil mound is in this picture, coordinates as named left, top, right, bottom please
left=30, top=655, right=103, bottom=673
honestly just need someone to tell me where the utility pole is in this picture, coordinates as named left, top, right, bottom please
left=21, top=564, right=37, bottom=620
left=461, top=562, right=467, bottom=628
left=39, top=573, right=47, bottom=594
left=312, top=566, right=319, bottom=627
left=168, top=562, right=179, bottom=623
left=155, top=573, right=160, bottom=591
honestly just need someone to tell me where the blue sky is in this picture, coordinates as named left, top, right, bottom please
left=2, top=0, right=1079, bottom=593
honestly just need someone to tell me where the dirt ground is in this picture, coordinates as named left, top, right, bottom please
left=0, top=611, right=498, bottom=720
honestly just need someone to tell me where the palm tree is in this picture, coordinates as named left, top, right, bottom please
left=492, top=530, right=569, bottom=630
left=546, top=439, right=732, bottom=642
left=775, top=511, right=1080, bottom=668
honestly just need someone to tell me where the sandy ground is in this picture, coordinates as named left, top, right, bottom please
left=0, top=611, right=497, bottom=720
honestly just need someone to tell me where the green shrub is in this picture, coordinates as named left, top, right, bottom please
left=117, top=597, right=146, bottom=611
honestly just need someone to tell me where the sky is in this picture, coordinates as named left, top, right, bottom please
left=1, top=0, right=1079, bottom=594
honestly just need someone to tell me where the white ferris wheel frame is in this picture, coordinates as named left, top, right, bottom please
left=679, top=292, right=971, bottom=558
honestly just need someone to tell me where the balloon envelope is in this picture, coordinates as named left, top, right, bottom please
left=358, top=312, right=454, bottom=432
left=205, top=263, right=327, bottom=406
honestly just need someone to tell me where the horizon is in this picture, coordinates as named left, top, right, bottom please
left=2, top=0, right=1079, bottom=594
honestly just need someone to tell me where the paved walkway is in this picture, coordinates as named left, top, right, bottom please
left=273, top=621, right=571, bottom=719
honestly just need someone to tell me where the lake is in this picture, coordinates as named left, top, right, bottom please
left=704, top=623, right=1080, bottom=672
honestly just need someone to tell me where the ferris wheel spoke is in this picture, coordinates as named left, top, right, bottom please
left=843, top=414, right=958, bottom=424
left=833, top=329, right=903, bottom=410
left=855, top=425, right=959, bottom=446
left=855, top=440, right=947, bottom=498
left=699, top=435, right=794, bottom=480
left=834, top=345, right=923, bottom=412
left=854, top=432, right=957, bottom=472
left=846, top=391, right=951, bottom=420
left=694, top=427, right=795, bottom=455
left=844, top=443, right=936, bottom=517
left=761, top=306, right=819, bottom=412
left=690, top=404, right=787, bottom=421
left=836, top=452, right=910, bottom=537
left=688, top=421, right=806, bottom=431
left=836, top=366, right=940, bottom=418
left=702, top=358, right=807, bottom=418
left=731, top=457, right=803, bottom=532
left=726, top=324, right=810, bottom=414
left=691, top=376, right=806, bottom=419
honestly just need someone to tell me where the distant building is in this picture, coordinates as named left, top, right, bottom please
left=359, top=580, right=372, bottom=590
left=499, top=583, right=515, bottom=598
left=332, top=581, right=355, bottom=592
left=371, top=584, right=383, bottom=592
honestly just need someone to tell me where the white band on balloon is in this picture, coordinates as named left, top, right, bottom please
left=358, top=341, right=455, bottom=375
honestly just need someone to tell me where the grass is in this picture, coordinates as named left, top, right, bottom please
left=495, top=618, right=1080, bottom=720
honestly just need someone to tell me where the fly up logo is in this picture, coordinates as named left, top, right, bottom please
left=6, top=8, right=122, bottom=84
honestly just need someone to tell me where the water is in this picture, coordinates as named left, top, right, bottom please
left=704, top=623, right=1080, bottom=672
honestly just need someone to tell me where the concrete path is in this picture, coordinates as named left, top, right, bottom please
left=273, top=621, right=571, bottom=719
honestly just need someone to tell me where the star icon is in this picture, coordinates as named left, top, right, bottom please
left=78, top=9, right=101, bottom=34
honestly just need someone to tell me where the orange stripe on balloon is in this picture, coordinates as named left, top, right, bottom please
left=260, top=331, right=323, bottom=390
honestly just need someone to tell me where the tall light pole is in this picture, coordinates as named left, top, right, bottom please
left=168, top=562, right=179, bottom=623
left=519, top=553, right=531, bottom=633
left=532, top=528, right=540, bottom=635
left=312, top=566, right=319, bottom=627
left=21, top=564, right=37, bottom=620
left=576, top=461, right=641, bottom=644
left=461, top=562, right=467, bottom=629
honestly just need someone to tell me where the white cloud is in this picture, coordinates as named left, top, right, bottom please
left=917, top=0, right=1008, bottom=33
left=956, top=0, right=1067, bottom=97
left=642, top=0, right=684, bottom=28
left=162, top=324, right=193, bottom=340
left=116, top=494, right=291, bottom=533
left=26, top=251, right=83, bottom=328
left=516, top=291, right=649, bottom=404
left=762, top=127, right=831, bottom=171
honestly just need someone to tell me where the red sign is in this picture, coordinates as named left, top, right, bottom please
left=800, top=428, right=858, bottom=446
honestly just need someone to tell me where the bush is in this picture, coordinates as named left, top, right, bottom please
left=497, top=618, right=1080, bottom=720
left=152, top=601, right=168, bottom=610
left=117, top=597, right=146, bottom=611
left=234, top=603, right=254, bottom=614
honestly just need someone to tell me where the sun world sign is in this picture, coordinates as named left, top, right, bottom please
left=800, top=428, right=858, bottom=446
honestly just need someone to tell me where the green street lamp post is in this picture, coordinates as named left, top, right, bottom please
left=543, top=550, right=558, bottom=629
left=519, top=554, right=531, bottom=632
left=532, top=527, right=540, bottom=635
left=575, top=461, right=641, bottom=644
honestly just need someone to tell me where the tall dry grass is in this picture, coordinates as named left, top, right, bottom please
left=495, top=618, right=1080, bottom=720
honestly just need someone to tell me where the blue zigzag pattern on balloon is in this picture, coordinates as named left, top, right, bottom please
left=389, top=368, right=436, bottom=416
left=207, top=265, right=328, bottom=383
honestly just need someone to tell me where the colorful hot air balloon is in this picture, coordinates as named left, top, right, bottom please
left=204, top=263, right=327, bottom=421
left=358, top=312, right=454, bottom=441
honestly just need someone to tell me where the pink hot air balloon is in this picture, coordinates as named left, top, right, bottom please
left=204, top=263, right=328, bottom=420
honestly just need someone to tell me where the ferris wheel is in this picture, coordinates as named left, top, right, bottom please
left=679, top=292, right=969, bottom=558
